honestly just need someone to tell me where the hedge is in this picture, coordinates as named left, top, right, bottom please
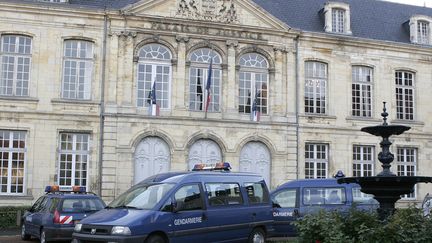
left=0, top=206, right=29, bottom=229
left=294, top=207, right=432, bottom=243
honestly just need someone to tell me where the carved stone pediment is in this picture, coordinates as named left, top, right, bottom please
left=176, top=0, right=238, bottom=23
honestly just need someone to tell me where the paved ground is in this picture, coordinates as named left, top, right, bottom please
left=0, top=227, right=295, bottom=243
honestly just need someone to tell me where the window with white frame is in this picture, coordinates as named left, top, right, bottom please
left=238, top=53, right=269, bottom=114
left=395, top=71, right=415, bottom=120
left=397, top=147, right=417, bottom=199
left=0, top=35, right=32, bottom=96
left=418, top=21, right=430, bottom=44
left=137, top=44, right=172, bottom=109
left=352, top=66, right=373, bottom=117
left=189, top=48, right=221, bottom=112
left=305, top=61, right=327, bottom=114
left=62, top=40, right=93, bottom=100
left=409, top=16, right=432, bottom=45
left=58, top=133, right=89, bottom=189
left=0, top=130, right=26, bottom=194
left=305, top=143, right=328, bottom=179
left=353, top=145, right=374, bottom=177
left=323, top=2, right=352, bottom=35
left=332, top=8, right=345, bottom=33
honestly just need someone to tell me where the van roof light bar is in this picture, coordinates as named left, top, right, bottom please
left=192, top=162, right=231, bottom=171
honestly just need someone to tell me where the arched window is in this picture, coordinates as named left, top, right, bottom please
left=188, top=48, right=222, bottom=112
left=62, top=40, right=94, bottom=100
left=0, top=35, right=32, bottom=96
left=238, top=53, right=269, bottom=114
left=137, top=44, right=172, bottom=109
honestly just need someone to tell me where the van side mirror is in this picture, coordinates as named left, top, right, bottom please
left=272, top=202, right=281, bottom=208
left=173, top=201, right=185, bottom=212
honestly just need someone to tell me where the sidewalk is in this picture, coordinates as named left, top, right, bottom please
left=0, top=227, right=20, bottom=236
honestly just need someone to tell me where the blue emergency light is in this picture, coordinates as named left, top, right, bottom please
left=192, top=162, right=231, bottom=171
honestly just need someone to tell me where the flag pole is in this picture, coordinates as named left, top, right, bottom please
left=204, top=46, right=214, bottom=119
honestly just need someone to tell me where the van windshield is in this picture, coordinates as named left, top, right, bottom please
left=109, top=183, right=175, bottom=210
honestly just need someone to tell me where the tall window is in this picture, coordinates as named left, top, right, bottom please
left=353, top=145, right=374, bottom=177
left=0, top=35, right=32, bottom=96
left=238, top=53, right=269, bottom=114
left=62, top=40, right=94, bottom=100
left=395, top=71, right=414, bottom=120
left=305, top=143, right=328, bottom=179
left=58, top=133, right=89, bottom=189
left=332, top=9, right=345, bottom=33
left=137, top=44, right=171, bottom=109
left=352, top=66, right=372, bottom=117
left=397, top=147, right=417, bottom=199
left=417, top=21, right=430, bottom=44
left=305, top=61, right=327, bottom=114
left=0, top=130, right=26, bottom=194
left=189, top=48, right=221, bottom=112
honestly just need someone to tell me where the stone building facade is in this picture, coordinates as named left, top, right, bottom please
left=0, top=0, right=432, bottom=206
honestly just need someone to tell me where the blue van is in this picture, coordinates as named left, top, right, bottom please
left=270, top=178, right=378, bottom=237
left=72, top=163, right=273, bottom=243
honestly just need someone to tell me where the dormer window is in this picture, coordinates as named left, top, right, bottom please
left=332, top=8, right=345, bottom=33
left=417, top=21, right=429, bottom=44
left=324, top=2, right=352, bottom=35
left=409, top=15, right=432, bottom=45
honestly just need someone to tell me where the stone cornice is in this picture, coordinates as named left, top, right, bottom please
left=299, top=31, right=432, bottom=55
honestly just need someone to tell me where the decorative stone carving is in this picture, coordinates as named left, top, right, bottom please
left=111, top=31, right=137, bottom=38
left=176, top=0, right=238, bottom=23
left=175, top=35, right=190, bottom=43
left=226, top=40, right=238, bottom=48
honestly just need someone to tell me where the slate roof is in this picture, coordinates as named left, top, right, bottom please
left=4, top=0, right=432, bottom=44
left=252, top=0, right=432, bottom=44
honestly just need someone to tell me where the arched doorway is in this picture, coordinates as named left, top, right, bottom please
left=134, top=137, right=170, bottom=184
left=239, top=142, right=271, bottom=186
left=188, top=139, right=222, bottom=170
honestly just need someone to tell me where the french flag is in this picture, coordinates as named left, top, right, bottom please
left=148, top=80, right=160, bottom=116
left=205, top=57, right=213, bottom=113
left=251, top=88, right=260, bottom=122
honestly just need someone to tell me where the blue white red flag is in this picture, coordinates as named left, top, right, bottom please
left=205, top=57, right=213, bottom=114
left=251, top=88, right=260, bottom=122
left=148, top=79, right=160, bottom=116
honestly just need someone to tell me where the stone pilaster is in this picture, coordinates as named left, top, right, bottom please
left=106, top=33, right=119, bottom=110
left=272, top=46, right=287, bottom=116
left=174, top=35, right=189, bottom=113
left=225, top=40, right=238, bottom=116
left=121, top=31, right=137, bottom=107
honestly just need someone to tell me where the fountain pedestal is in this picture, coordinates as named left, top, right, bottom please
left=338, top=102, right=432, bottom=220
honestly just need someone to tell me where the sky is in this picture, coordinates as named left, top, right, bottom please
left=383, top=0, right=432, bottom=7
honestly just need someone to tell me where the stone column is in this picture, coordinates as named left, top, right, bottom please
left=225, top=40, right=238, bottom=117
left=174, top=35, right=189, bottom=115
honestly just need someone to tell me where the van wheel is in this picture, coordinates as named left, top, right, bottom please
left=248, top=228, right=265, bottom=243
left=21, top=224, right=31, bottom=240
left=40, top=229, right=49, bottom=243
left=145, top=234, right=166, bottom=243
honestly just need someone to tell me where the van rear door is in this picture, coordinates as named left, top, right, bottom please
left=271, top=187, right=299, bottom=237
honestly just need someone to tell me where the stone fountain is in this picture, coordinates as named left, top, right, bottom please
left=338, top=102, right=432, bottom=219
